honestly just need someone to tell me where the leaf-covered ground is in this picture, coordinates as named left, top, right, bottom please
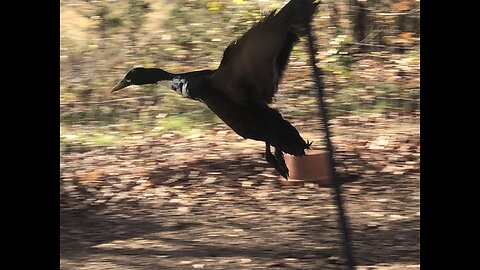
left=60, top=112, right=419, bottom=270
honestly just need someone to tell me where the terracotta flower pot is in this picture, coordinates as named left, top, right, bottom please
left=282, top=149, right=332, bottom=186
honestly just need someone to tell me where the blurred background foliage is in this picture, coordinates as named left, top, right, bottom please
left=60, top=0, right=419, bottom=152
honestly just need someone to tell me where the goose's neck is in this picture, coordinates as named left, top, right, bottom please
left=143, top=69, right=193, bottom=99
left=168, top=76, right=193, bottom=99
left=142, top=68, right=176, bottom=83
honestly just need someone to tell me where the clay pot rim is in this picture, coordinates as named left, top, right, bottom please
left=285, top=149, right=327, bottom=157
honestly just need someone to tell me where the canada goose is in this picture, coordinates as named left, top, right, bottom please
left=112, top=0, right=318, bottom=179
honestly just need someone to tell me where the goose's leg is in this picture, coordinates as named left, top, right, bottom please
left=265, top=143, right=277, bottom=168
left=265, top=143, right=289, bottom=179
left=274, top=147, right=289, bottom=179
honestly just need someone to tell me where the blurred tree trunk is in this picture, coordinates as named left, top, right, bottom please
left=348, top=0, right=371, bottom=52
left=127, top=0, right=150, bottom=58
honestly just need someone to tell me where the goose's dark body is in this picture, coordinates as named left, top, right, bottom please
left=112, top=0, right=318, bottom=179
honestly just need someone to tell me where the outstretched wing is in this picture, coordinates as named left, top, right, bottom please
left=210, top=0, right=317, bottom=106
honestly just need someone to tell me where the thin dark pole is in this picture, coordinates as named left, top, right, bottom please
left=303, top=7, right=357, bottom=270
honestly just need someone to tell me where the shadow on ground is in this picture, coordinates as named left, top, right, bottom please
left=61, top=152, right=418, bottom=269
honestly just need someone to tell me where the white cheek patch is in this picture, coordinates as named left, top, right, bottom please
left=181, top=82, right=189, bottom=97
left=171, top=78, right=181, bottom=91
left=170, top=77, right=191, bottom=98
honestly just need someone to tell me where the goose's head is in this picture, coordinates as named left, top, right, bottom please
left=111, top=67, right=173, bottom=92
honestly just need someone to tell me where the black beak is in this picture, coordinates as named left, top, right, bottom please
left=111, top=79, right=131, bottom=92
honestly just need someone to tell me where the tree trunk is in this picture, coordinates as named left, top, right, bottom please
left=348, top=0, right=370, bottom=52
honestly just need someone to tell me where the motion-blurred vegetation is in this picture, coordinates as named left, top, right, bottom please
left=60, top=0, right=419, bottom=151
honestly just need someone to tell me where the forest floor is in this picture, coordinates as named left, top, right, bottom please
left=60, top=110, right=419, bottom=269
